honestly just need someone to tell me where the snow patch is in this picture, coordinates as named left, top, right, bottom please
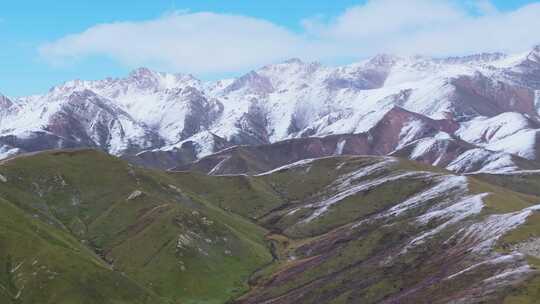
left=303, top=171, right=421, bottom=222
left=0, top=146, right=20, bottom=160
left=445, top=253, right=524, bottom=281
left=456, top=204, right=540, bottom=253
left=385, top=175, right=468, bottom=217
left=396, top=119, right=428, bottom=150
left=398, top=132, right=452, bottom=166
left=334, top=139, right=346, bottom=156
left=482, top=265, right=532, bottom=284
left=208, top=156, right=231, bottom=175
left=127, top=190, right=144, bottom=201
left=255, top=158, right=319, bottom=176
left=409, top=193, right=486, bottom=245
left=457, top=113, right=538, bottom=160
left=447, top=148, right=518, bottom=174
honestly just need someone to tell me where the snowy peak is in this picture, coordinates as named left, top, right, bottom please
left=0, top=94, right=16, bottom=122
left=282, top=58, right=304, bottom=65
left=126, top=67, right=164, bottom=90
left=128, top=67, right=157, bottom=79
left=365, top=53, right=400, bottom=68
left=0, top=94, right=13, bottom=109
left=49, top=67, right=201, bottom=99
left=126, top=67, right=201, bottom=91
left=527, top=45, right=540, bottom=62
left=44, top=89, right=160, bottom=154
left=224, top=71, right=274, bottom=95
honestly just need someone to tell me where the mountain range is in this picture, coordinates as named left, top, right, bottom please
left=2, top=46, right=540, bottom=175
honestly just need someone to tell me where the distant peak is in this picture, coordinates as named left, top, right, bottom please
left=0, top=94, right=13, bottom=109
left=527, top=44, right=540, bottom=61
left=367, top=54, right=399, bottom=66
left=282, top=58, right=304, bottom=65
left=129, top=67, right=156, bottom=78
left=224, top=70, right=274, bottom=94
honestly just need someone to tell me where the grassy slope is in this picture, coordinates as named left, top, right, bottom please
left=2, top=150, right=540, bottom=303
left=0, top=150, right=272, bottom=304
left=172, top=155, right=540, bottom=303
left=0, top=197, right=160, bottom=304
left=229, top=157, right=540, bottom=303
left=468, top=172, right=540, bottom=303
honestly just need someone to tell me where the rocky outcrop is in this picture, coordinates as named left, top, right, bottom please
left=367, top=106, right=458, bottom=155
left=178, top=87, right=223, bottom=140
left=451, top=72, right=536, bottom=117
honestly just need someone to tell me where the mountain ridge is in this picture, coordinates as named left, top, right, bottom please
left=2, top=46, right=540, bottom=174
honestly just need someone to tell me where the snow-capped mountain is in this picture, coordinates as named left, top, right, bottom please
left=2, top=45, right=540, bottom=173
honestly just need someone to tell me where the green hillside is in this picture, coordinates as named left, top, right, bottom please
left=0, top=150, right=271, bottom=304
left=0, top=149, right=539, bottom=303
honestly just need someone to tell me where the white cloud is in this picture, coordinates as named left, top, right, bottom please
left=39, top=1, right=540, bottom=74
left=313, top=0, right=465, bottom=40
left=39, top=11, right=308, bottom=73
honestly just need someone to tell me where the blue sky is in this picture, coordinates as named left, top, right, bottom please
left=1, top=0, right=539, bottom=97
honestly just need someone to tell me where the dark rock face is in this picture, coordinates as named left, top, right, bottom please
left=46, top=90, right=116, bottom=147
left=451, top=73, right=536, bottom=117
left=0, top=132, right=81, bottom=153
left=178, top=87, right=224, bottom=140
left=232, top=99, right=270, bottom=145
left=367, top=106, right=458, bottom=155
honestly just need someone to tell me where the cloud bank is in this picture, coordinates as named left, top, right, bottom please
left=39, top=0, right=540, bottom=74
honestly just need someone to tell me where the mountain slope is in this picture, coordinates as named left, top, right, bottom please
left=0, top=150, right=272, bottom=304
left=0, top=194, right=160, bottom=304
left=177, top=108, right=540, bottom=176
left=228, top=157, right=540, bottom=303
left=173, top=154, right=540, bottom=303
left=1, top=150, right=540, bottom=303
